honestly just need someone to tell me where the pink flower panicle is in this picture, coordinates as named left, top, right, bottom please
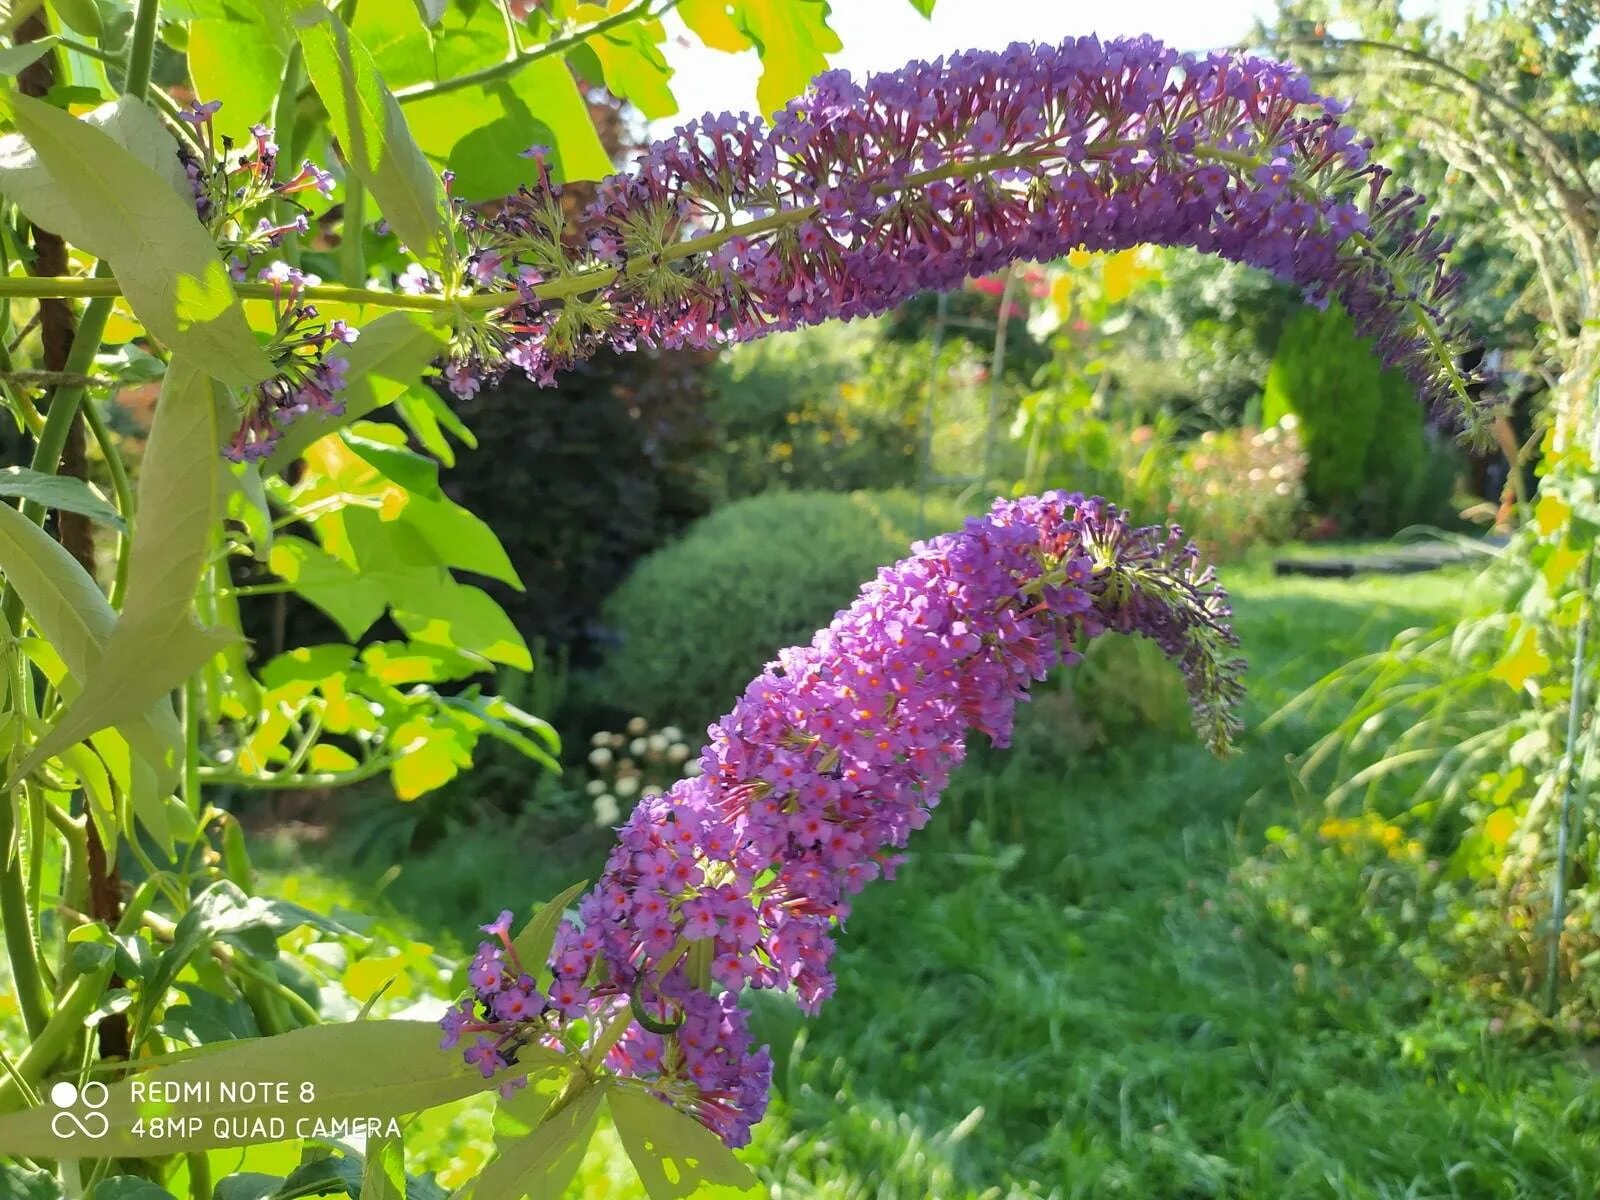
left=454, top=34, right=1482, bottom=434
left=444, top=492, right=1245, bottom=1145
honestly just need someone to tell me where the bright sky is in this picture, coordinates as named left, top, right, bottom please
left=652, top=0, right=1475, bottom=132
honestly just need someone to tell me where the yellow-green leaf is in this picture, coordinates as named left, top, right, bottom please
left=17, top=364, right=237, bottom=779
left=0, top=92, right=271, bottom=387
left=0, top=1021, right=522, bottom=1157
left=402, top=55, right=612, bottom=198
left=0, top=502, right=182, bottom=809
left=188, top=14, right=289, bottom=140
left=678, top=0, right=750, bottom=51
left=471, top=1082, right=603, bottom=1200
left=608, top=1085, right=761, bottom=1199
left=285, top=1, right=445, bottom=255
left=733, top=0, right=840, bottom=116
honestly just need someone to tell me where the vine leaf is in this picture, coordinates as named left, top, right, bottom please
left=469, top=1081, right=604, bottom=1200
left=0, top=467, right=124, bottom=531
left=262, top=309, right=448, bottom=472
left=0, top=91, right=271, bottom=387
left=0, top=502, right=183, bottom=820
left=15, top=363, right=237, bottom=782
left=285, top=0, right=445, bottom=256
left=608, top=1085, right=761, bottom=1199
left=0, top=1021, right=535, bottom=1158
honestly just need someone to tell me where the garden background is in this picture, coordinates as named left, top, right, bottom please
left=0, top=0, right=1597, bottom=1197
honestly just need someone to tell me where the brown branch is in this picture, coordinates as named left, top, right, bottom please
left=15, top=11, right=128, bottom=1065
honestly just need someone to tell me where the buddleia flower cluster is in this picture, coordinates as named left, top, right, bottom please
left=173, top=99, right=354, bottom=461
left=444, top=34, right=1484, bottom=434
left=443, top=492, right=1245, bottom=1145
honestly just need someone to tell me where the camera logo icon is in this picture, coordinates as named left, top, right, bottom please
left=49, top=1080, right=109, bottom=1140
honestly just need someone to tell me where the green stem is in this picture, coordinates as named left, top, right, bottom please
left=393, top=0, right=672, bottom=102
left=272, top=45, right=307, bottom=267
left=0, top=955, right=113, bottom=1113
left=0, top=286, right=113, bottom=633
left=340, top=173, right=367, bottom=287
left=181, top=679, right=201, bottom=818
left=0, top=791, right=51, bottom=1038
left=186, top=1153, right=211, bottom=1200
left=81, top=398, right=134, bottom=607
left=197, top=756, right=393, bottom=790
left=123, top=0, right=161, bottom=100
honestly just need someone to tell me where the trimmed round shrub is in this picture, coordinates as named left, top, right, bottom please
left=587, top=489, right=971, bottom=732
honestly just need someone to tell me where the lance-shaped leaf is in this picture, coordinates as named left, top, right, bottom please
left=0, top=91, right=270, bottom=387
left=284, top=0, right=444, bottom=256
left=16, top=363, right=236, bottom=780
left=469, top=1081, right=603, bottom=1200
left=608, top=1085, right=761, bottom=1200
left=0, top=501, right=182, bottom=807
left=509, top=879, right=589, bottom=980
left=0, top=1021, right=533, bottom=1157
left=0, top=466, right=124, bottom=531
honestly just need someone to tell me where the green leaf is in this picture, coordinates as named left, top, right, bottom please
left=263, top=310, right=449, bottom=471
left=0, top=467, right=124, bottom=531
left=0, top=94, right=190, bottom=231
left=395, top=385, right=474, bottom=467
left=906, top=0, right=935, bottom=14
left=392, top=576, right=530, bottom=669
left=361, top=1133, right=405, bottom=1200
left=85, top=1179, right=177, bottom=1200
left=0, top=1161, right=61, bottom=1200
left=0, top=1021, right=535, bottom=1158
left=398, top=492, right=521, bottom=587
left=48, top=0, right=104, bottom=37
left=269, top=535, right=389, bottom=640
left=402, top=56, right=611, bottom=199
left=0, top=500, right=182, bottom=810
left=16, top=363, right=236, bottom=781
left=388, top=718, right=473, bottom=799
left=470, top=1082, right=603, bottom=1200
left=285, top=1, right=444, bottom=255
left=575, top=9, right=676, bottom=121
left=0, top=39, right=59, bottom=77
left=508, top=878, right=589, bottom=979
left=0, top=93, right=271, bottom=386
left=678, top=0, right=751, bottom=51
left=608, top=1085, right=760, bottom=1199
left=189, top=13, right=290, bottom=140
left=212, top=1177, right=283, bottom=1200
left=438, top=691, right=559, bottom=773
left=410, top=0, right=446, bottom=26
left=341, top=426, right=443, bottom=500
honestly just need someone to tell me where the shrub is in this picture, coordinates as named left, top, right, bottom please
left=586, top=489, right=971, bottom=731
left=1167, top=421, right=1307, bottom=559
left=1261, top=304, right=1461, bottom=534
left=706, top=322, right=926, bottom=499
left=441, top=349, right=717, bottom=662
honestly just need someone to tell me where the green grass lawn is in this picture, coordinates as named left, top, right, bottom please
left=263, top=552, right=1600, bottom=1198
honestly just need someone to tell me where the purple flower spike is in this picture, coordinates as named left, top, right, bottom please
left=444, top=493, right=1245, bottom=1146
left=455, top=34, right=1483, bottom=435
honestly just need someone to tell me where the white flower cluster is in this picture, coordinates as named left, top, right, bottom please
left=584, top=716, right=695, bottom=826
